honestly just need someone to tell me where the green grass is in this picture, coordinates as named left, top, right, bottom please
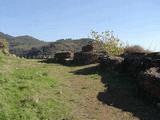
left=0, top=53, right=159, bottom=120
left=0, top=54, right=72, bottom=120
left=0, top=52, right=6, bottom=65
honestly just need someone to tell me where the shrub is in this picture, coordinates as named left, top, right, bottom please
left=124, top=45, right=147, bottom=54
left=0, top=38, right=9, bottom=55
left=0, top=38, right=8, bottom=49
left=0, top=37, right=9, bottom=54
left=90, top=31, right=124, bottom=56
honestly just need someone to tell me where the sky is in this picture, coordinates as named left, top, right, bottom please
left=0, top=0, right=160, bottom=51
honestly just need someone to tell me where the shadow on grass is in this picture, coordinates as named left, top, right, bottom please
left=39, top=59, right=91, bottom=67
left=71, top=65, right=160, bottom=120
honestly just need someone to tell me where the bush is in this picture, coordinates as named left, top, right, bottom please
left=0, top=38, right=9, bottom=54
left=0, top=38, right=8, bottom=49
left=124, top=45, right=147, bottom=54
left=90, top=31, right=124, bottom=56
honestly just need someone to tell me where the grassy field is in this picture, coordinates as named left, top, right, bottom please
left=0, top=54, right=73, bottom=120
left=0, top=53, right=160, bottom=120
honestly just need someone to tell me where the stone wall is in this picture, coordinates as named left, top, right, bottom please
left=138, top=67, right=160, bottom=102
left=99, top=52, right=160, bottom=103
left=99, top=55, right=124, bottom=70
left=74, top=52, right=101, bottom=65
left=82, top=44, right=94, bottom=52
left=73, top=41, right=105, bottom=65
left=54, top=51, right=73, bottom=63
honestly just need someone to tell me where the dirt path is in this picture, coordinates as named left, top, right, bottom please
left=68, top=70, right=108, bottom=120
left=64, top=64, right=134, bottom=120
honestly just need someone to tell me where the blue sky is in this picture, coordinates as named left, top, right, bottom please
left=0, top=0, right=160, bottom=51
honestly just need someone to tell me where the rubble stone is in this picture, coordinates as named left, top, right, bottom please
left=74, top=52, right=100, bottom=65
left=138, top=67, right=160, bottom=102
left=99, top=56, right=124, bottom=70
left=54, top=51, right=73, bottom=63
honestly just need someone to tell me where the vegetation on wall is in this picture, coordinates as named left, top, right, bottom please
left=90, top=31, right=125, bottom=56
left=124, top=45, right=148, bottom=54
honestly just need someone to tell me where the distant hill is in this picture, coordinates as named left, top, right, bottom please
left=11, top=35, right=48, bottom=49
left=24, top=38, right=93, bottom=58
left=0, top=32, right=92, bottom=58
left=0, top=32, right=49, bottom=56
left=0, top=32, right=14, bottom=42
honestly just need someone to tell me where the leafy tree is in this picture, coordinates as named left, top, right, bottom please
left=90, top=30, right=124, bottom=56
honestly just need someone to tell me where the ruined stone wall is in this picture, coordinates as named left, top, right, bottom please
left=73, top=41, right=105, bottom=65
left=99, top=52, right=160, bottom=104
left=74, top=52, right=101, bottom=65
left=54, top=51, right=73, bottom=63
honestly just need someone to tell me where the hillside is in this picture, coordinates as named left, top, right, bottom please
left=24, top=38, right=93, bottom=58
left=0, top=32, right=48, bottom=56
left=0, top=32, right=14, bottom=41
left=0, top=32, right=48, bottom=49
left=11, top=36, right=48, bottom=49
left=0, top=32, right=92, bottom=58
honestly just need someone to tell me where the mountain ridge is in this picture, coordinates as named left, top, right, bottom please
left=0, top=32, right=92, bottom=58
